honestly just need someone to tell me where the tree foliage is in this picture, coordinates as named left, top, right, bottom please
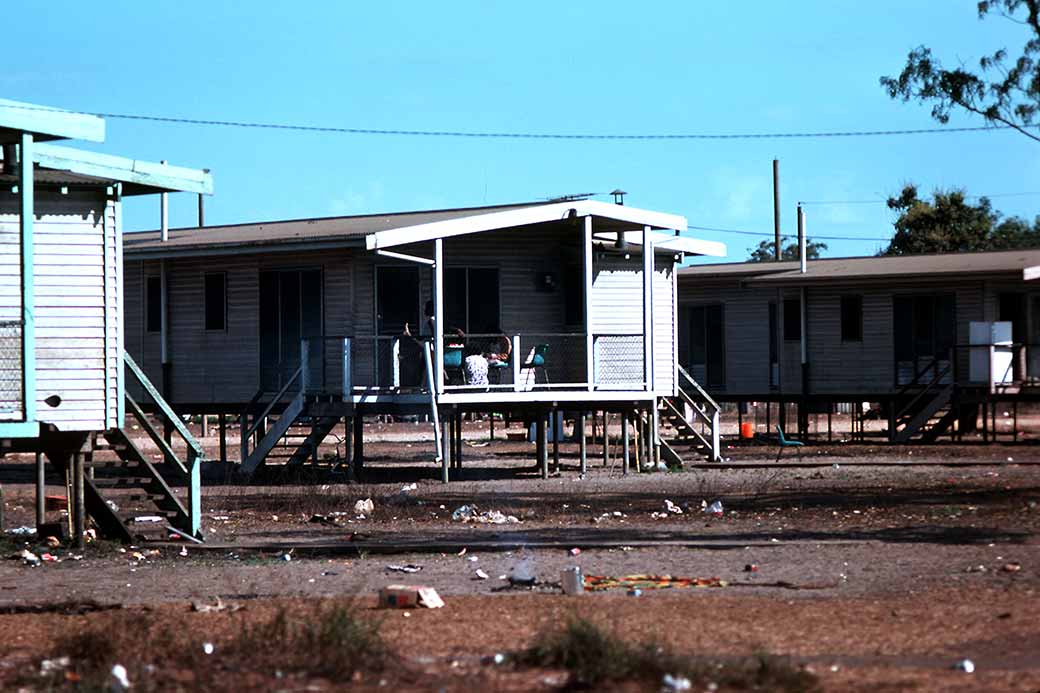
left=880, top=0, right=1040, bottom=142
left=747, top=239, right=827, bottom=262
left=882, top=184, right=1040, bottom=255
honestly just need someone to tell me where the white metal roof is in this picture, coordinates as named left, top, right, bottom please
left=364, top=199, right=710, bottom=252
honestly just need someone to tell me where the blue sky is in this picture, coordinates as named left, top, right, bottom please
left=4, top=1, right=1037, bottom=263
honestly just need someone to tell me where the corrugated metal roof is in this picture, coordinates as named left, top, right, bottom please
left=679, top=249, right=1040, bottom=284
left=123, top=201, right=548, bottom=256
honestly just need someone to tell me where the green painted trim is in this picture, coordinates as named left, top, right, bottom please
left=0, top=99, right=105, bottom=143
left=123, top=351, right=206, bottom=459
left=114, top=185, right=125, bottom=429
left=125, top=393, right=188, bottom=476
left=0, top=421, right=40, bottom=437
left=34, top=144, right=213, bottom=195
left=20, top=133, right=35, bottom=425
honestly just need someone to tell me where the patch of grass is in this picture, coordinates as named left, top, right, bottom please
left=228, top=602, right=388, bottom=679
left=516, top=616, right=819, bottom=692
left=34, top=600, right=391, bottom=690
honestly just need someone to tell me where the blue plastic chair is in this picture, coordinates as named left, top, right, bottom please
left=443, top=347, right=464, bottom=384
left=520, top=343, right=550, bottom=383
left=775, top=425, right=804, bottom=462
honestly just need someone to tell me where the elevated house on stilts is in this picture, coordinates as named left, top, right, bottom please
left=0, top=99, right=213, bottom=544
left=122, top=199, right=726, bottom=480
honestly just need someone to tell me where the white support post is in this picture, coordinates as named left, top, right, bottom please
left=584, top=215, right=594, bottom=390
left=19, top=134, right=35, bottom=424
left=512, top=335, right=521, bottom=392
left=642, top=225, right=654, bottom=392
left=391, top=337, right=401, bottom=389
left=433, top=239, right=444, bottom=394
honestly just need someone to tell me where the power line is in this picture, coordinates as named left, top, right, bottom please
left=687, top=224, right=891, bottom=242
left=0, top=102, right=1025, bottom=140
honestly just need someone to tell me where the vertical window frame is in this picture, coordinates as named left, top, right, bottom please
left=204, top=271, right=227, bottom=332
left=840, top=295, right=863, bottom=343
left=145, top=275, right=162, bottom=333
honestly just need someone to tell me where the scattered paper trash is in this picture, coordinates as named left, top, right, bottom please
left=281, top=553, right=292, bottom=562
left=662, top=673, right=692, bottom=691
left=20, top=549, right=40, bottom=566
left=627, top=588, right=643, bottom=597
left=379, top=585, right=444, bottom=609
left=569, top=547, right=581, bottom=556
left=954, top=658, right=975, bottom=673
left=132, top=515, right=163, bottom=524
left=386, top=564, right=423, bottom=574
left=664, top=500, right=683, bottom=515
left=40, top=656, right=70, bottom=675
left=451, top=505, right=520, bottom=524
left=202, top=642, right=215, bottom=655
left=401, top=483, right=418, bottom=492
left=110, top=664, right=131, bottom=692
left=6, top=526, right=33, bottom=536
left=474, top=569, right=489, bottom=580
left=1003, top=562, right=1022, bottom=573
left=744, top=564, right=759, bottom=572
left=704, top=500, right=724, bottom=515
left=354, top=499, right=375, bottom=515
left=40, top=553, right=59, bottom=563
left=179, top=546, right=188, bottom=557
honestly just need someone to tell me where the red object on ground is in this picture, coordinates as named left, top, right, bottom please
left=740, top=422, right=754, bottom=439
left=44, top=495, right=67, bottom=511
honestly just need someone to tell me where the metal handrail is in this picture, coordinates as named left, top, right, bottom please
left=895, top=356, right=943, bottom=397
left=896, top=363, right=951, bottom=424
left=677, top=364, right=721, bottom=414
left=123, top=351, right=205, bottom=461
left=244, top=365, right=303, bottom=442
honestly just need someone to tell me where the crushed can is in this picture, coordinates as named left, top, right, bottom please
left=561, top=566, right=584, bottom=595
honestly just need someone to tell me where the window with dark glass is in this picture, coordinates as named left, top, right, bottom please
left=204, top=272, right=227, bottom=331
left=146, top=276, right=161, bottom=333
left=678, top=304, right=726, bottom=389
left=783, top=298, right=800, bottom=341
left=840, top=295, right=862, bottom=342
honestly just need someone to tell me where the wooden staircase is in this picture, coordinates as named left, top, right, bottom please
left=56, top=352, right=205, bottom=543
left=657, top=365, right=723, bottom=466
left=891, top=360, right=958, bottom=443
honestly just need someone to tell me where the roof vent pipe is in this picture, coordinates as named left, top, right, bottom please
left=610, top=189, right=626, bottom=205
left=160, top=160, right=168, bottom=242
left=797, top=204, right=807, bottom=274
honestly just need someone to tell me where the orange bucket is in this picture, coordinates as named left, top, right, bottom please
left=739, top=422, right=754, bottom=439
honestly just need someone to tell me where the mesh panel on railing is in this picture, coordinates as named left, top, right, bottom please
left=0, top=320, right=23, bottom=418
left=594, top=334, right=644, bottom=387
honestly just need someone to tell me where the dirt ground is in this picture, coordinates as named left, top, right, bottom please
left=0, top=423, right=1038, bottom=691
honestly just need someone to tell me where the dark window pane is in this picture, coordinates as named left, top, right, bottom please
left=467, top=268, right=500, bottom=334
left=840, top=295, right=862, bottom=342
left=705, top=304, right=726, bottom=388
left=690, top=306, right=706, bottom=365
left=768, top=302, right=778, bottom=362
left=893, top=296, right=914, bottom=362
left=934, top=294, right=956, bottom=358
left=146, top=276, right=161, bottom=333
left=783, top=298, right=800, bottom=341
left=300, top=269, right=323, bottom=338
left=204, top=273, right=226, bottom=331
left=564, top=263, right=584, bottom=326
left=913, top=296, right=934, bottom=356
left=444, top=268, right=467, bottom=334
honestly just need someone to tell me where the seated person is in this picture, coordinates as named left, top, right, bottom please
left=483, top=329, right=512, bottom=367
